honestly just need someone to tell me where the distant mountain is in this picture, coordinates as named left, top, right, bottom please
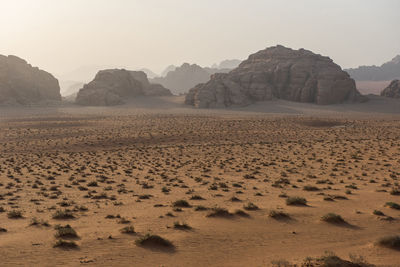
left=138, top=68, right=158, bottom=79
left=160, top=65, right=177, bottom=77
left=345, top=55, right=400, bottom=81
left=59, top=80, right=85, bottom=96
left=151, top=63, right=230, bottom=95
left=213, top=59, right=242, bottom=69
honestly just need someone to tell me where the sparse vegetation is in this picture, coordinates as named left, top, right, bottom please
left=286, top=196, right=307, bottom=206
left=52, top=210, right=75, bottom=219
left=53, top=239, right=78, bottom=249
left=7, top=210, right=23, bottom=219
left=54, top=224, right=79, bottom=239
left=321, top=213, right=346, bottom=224
left=377, top=235, right=400, bottom=250
left=135, top=234, right=174, bottom=248
left=120, top=225, right=135, bottom=234
left=173, top=221, right=191, bottom=230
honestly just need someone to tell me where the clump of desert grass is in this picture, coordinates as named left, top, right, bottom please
left=7, top=210, right=23, bottom=219
left=52, top=209, right=75, bottom=219
left=320, top=213, right=346, bottom=224
left=172, top=199, right=191, bottom=208
left=206, top=207, right=233, bottom=218
left=376, top=235, right=400, bottom=250
left=173, top=221, right=192, bottom=230
left=54, top=224, right=79, bottom=239
left=53, top=239, right=78, bottom=249
left=243, top=202, right=259, bottom=211
left=135, top=234, right=174, bottom=248
left=269, top=210, right=290, bottom=220
left=286, top=196, right=307, bottom=206
left=385, top=202, right=400, bottom=210
left=120, top=225, right=135, bottom=234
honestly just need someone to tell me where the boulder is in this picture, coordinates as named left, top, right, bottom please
left=381, top=80, right=400, bottom=98
left=75, top=69, right=171, bottom=106
left=0, top=55, right=61, bottom=105
left=185, top=45, right=364, bottom=108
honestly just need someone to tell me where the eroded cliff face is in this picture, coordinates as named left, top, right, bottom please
left=75, top=69, right=171, bottom=106
left=0, top=55, right=61, bottom=105
left=186, top=45, right=363, bottom=108
left=381, top=80, right=400, bottom=98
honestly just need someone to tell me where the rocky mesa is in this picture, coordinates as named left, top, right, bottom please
left=185, top=45, right=364, bottom=108
left=75, top=69, right=172, bottom=106
left=0, top=55, right=61, bottom=105
left=381, top=79, right=400, bottom=98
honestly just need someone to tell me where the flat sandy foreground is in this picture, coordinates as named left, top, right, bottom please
left=1, top=96, right=400, bottom=267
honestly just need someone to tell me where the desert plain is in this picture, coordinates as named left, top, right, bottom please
left=0, top=96, right=400, bottom=267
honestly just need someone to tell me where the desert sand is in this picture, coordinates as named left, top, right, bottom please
left=1, top=96, right=400, bottom=266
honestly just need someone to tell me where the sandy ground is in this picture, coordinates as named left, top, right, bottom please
left=0, top=96, right=400, bottom=266
left=355, top=81, right=392, bottom=96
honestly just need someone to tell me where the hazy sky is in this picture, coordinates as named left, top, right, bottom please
left=1, top=0, right=399, bottom=79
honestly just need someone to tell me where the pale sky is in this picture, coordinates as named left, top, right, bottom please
left=1, top=0, right=399, bottom=78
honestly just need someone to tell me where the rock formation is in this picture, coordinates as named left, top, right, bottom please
left=75, top=69, right=171, bottom=106
left=152, top=63, right=230, bottom=95
left=212, top=59, right=242, bottom=70
left=0, top=55, right=61, bottom=105
left=380, top=80, right=400, bottom=98
left=185, top=45, right=364, bottom=108
left=345, top=55, right=400, bottom=81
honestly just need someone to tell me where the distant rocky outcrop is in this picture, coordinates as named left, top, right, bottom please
left=161, top=65, right=177, bottom=77
left=345, top=55, right=400, bottom=81
left=212, top=59, right=242, bottom=70
left=138, top=68, right=158, bottom=79
left=0, top=55, right=61, bottom=105
left=185, top=45, right=364, bottom=108
left=381, top=80, right=400, bottom=98
left=151, top=63, right=230, bottom=95
left=75, top=69, right=171, bottom=106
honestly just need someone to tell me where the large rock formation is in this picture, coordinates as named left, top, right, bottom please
left=185, top=45, right=363, bottom=108
left=152, top=63, right=229, bottom=95
left=75, top=69, right=171, bottom=106
left=0, top=55, right=61, bottom=105
left=346, top=55, right=400, bottom=81
left=380, top=80, right=400, bottom=98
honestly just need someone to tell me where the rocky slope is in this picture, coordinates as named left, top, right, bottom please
left=380, top=79, right=400, bottom=98
left=186, top=45, right=364, bottom=108
left=345, top=55, right=400, bottom=81
left=0, top=55, right=61, bottom=105
left=151, top=63, right=230, bottom=95
left=75, top=69, right=171, bottom=106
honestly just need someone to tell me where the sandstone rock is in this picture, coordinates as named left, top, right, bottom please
left=152, top=63, right=230, bottom=95
left=185, top=45, right=364, bottom=108
left=75, top=69, right=171, bottom=106
left=0, top=55, right=61, bottom=105
left=381, top=80, right=400, bottom=98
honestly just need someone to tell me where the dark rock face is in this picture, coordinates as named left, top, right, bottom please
left=0, top=55, right=61, bottom=105
left=381, top=80, right=400, bottom=98
left=75, top=69, right=171, bottom=106
left=185, top=45, right=363, bottom=108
